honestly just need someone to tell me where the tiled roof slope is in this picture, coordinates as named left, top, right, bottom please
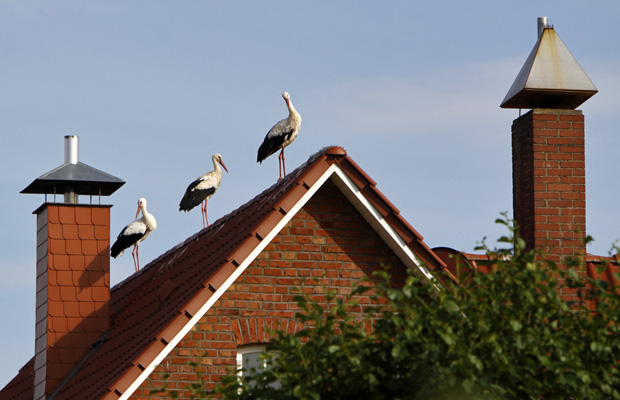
left=1, top=146, right=448, bottom=400
left=434, top=247, right=619, bottom=287
left=0, top=358, right=34, bottom=400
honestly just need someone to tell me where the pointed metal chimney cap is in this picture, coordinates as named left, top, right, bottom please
left=501, top=17, right=598, bottom=109
left=21, top=136, right=125, bottom=200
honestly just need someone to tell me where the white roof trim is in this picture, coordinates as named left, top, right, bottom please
left=329, top=167, right=434, bottom=281
left=118, top=161, right=434, bottom=398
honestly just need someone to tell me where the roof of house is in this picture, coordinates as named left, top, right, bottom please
left=1, top=146, right=450, bottom=400
left=434, top=246, right=619, bottom=285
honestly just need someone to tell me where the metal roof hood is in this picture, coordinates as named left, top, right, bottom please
left=501, top=17, right=598, bottom=109
left=21, top=136, right=125, bottom=201
left=21, top=161, right=125, bottom=196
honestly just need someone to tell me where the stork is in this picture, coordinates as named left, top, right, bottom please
left=179, top=153, right=229, bottom=228
left=111, top=198, right=157, bottom=272
left=257, top=92, right=302, bottom=180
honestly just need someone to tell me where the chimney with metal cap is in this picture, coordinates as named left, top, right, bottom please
left=22, top=137, right=124, bottom=399
left=507, top=19, right=589, bottom=301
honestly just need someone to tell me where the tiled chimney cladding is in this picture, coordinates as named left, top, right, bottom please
left=33, top=203, right=111, bottom=400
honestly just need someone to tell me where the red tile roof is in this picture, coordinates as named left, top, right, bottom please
left=585, top=254, right=619, bottom=286
left=0, top=358, right=33, bottom=400
left=434, top=247, right=619, bottom=285
left=1, top=146, right=448, bottom=400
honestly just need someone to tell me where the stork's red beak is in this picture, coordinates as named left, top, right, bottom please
left=136, top=205, right=142, bottom=219
left=219, top=159, right=229, bottom=173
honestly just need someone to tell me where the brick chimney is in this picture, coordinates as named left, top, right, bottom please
left=21, top=136, right=124, bottom=399
left=502, top=18, right=596, bottom=277
left=511, top=109, right=586, bottom=265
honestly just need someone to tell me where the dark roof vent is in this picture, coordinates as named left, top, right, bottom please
left=500, top=17, right=598, bottom=110
left=21, top=135, right=125, bottom=203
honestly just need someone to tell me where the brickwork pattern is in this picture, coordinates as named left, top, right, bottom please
left=135, top=181, right=408, bottom=399
left=34, top=204, right=111, bottom=399
left=512, top=109, right=586, bottom=300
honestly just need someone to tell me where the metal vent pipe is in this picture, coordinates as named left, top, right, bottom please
left=64, top=135, right=79, bottom=203
left=537, top=17, right=549, bottom=39
left=64, top=135, right=79, bottom=164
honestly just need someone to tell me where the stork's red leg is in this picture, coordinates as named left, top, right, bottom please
left=132, top=244, right=140, bottom=272
left=204, top=199, right=209, bottom=227
left=201, top=200, right=207, bottom=229
left=278, top=154, right=282, bottom=180
left=278, top=149, right=285, bottom=180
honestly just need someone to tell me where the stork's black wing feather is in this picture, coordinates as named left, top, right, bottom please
left=179, top=180, right=216, bottom=212
left=111, top=225, right=145, bottom=258
left=257, top=129, right=292, bottom=163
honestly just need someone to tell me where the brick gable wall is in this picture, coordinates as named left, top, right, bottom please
left=132, top=180, right=409, bottom=398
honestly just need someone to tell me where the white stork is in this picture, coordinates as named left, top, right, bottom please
left=257, top=92, right=302, bottom=180
left=179, top=153, right=229, bottom=228
left=111, top=197, right=157, bottom=272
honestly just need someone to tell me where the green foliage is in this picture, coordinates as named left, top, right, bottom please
left=164, top=216, right=620, bottom=399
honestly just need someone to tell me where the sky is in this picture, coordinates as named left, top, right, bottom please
left=1, top=1, right=620, bottom=388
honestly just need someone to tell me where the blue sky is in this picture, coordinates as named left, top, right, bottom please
left=1, top=1, right=619, bottom=388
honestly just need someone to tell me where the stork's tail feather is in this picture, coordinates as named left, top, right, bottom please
left=179, top=195, right=201, bottom=212
left=257, top=140, right=273, bottom=163
left=179, top=200, right=192, bottom=212
left=110, top=243, right=124, bottom=258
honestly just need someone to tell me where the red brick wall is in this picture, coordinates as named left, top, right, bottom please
left=134, top=180, right=409, bottom=399
left=512, top=109, right=586, bottom=299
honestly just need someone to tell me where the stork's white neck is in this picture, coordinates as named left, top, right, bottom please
left=287, top=98, right=301, bottom=125
left=212, top=156, right=222, bottom=175
left=140, top=204, right=158, bottom=231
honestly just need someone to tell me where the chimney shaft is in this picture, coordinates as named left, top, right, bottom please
left=33, top=204, right=111, bottom=400
left=512, top=108, right=586, bottom=301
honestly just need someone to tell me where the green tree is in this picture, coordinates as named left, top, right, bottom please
left=159, top=217, right=620, bottom=399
